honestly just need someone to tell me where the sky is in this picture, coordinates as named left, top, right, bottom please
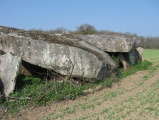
left=0, top=0, right=159, bottom=37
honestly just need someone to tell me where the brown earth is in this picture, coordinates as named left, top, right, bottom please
left=2, top=58, right=159, bottom=120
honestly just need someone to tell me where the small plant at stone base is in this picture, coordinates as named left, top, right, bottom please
left=112, top=55, right=120, bottom=68
left=0, top=75, right=83, bottom=113
left=100, top=78, right=112, bottom=87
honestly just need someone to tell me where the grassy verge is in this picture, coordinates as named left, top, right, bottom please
left=120, top=60, right=152, bottom=79
left=0, top=60, right=152, bottom=113
left=143, top=49, right=159, bottom=60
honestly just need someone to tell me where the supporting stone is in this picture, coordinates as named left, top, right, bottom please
left=136, top=47, right=143, bottom=61
left=118, top=53, right=129, bottom=70
left=0, top=53, right=21, bottom=97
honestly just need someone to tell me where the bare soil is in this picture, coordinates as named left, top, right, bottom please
left=3, top=59, right=159, bottom=120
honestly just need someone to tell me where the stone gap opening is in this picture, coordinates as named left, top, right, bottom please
left=106, top=52, right=124, bottom=69
left=20, top=60, right=64, bottom=80
left=15, top=60, right=66, bottom=90
left=0, top=50, right=6, bottom=55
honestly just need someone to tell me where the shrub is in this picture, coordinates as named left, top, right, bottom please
left=76, top=24, right=97, bottom=35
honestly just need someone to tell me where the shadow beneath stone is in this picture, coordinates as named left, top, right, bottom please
left=0, top=49, right=6, bottom=55
left=0, top=78, right=4, bottom=97
left=20, top=60, right=66, bottom=80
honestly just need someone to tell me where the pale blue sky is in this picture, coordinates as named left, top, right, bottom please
left=0, top=0, right=159, bottom=37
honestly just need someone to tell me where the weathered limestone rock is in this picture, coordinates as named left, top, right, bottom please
left=0, top=26, right=117, bottom=81
left=125, top=48, right=142, bottom=66
left=77, top=35, right=140, bottom=52
left=136, top=47, right=143, bottom=61
left=77, top=35, right=142, bottom=67
left=118, top=53, right=129, bottom=70
left=0, top=53, right=21, bottom=97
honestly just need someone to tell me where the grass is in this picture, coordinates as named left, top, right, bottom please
left=51, top=61, right=159, bottom=120
left=61, top=107, right=75, bottom=114
left=80, top=103, right=95, bottom=110
left=0, top=49, right=154, bottom=115
left=143, top=49, right=159, bottom=60
left=100, top=108, right=108, bottom=114
left=120, top=60, right=152, bottom=79
left=79, top=49, right=159, bottom=120
left=0, top=76, right=83, bottom=113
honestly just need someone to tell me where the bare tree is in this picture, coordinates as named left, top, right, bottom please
left=76, top=24, right=97, bottom=35
left=141, top=37, right=159, bottom=49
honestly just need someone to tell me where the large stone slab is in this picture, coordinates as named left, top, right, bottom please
left=0, top=26, right=117, bottom=81
left=125, top=48, right=143, bottom=66
left=77, top=35, right=141, bottom=52
left=77, top=34, right=143, bottom=67
left=0, top=53, right=21, bottom=97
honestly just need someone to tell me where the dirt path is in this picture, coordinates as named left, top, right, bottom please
left=5, top=59, right=159, bottom=120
